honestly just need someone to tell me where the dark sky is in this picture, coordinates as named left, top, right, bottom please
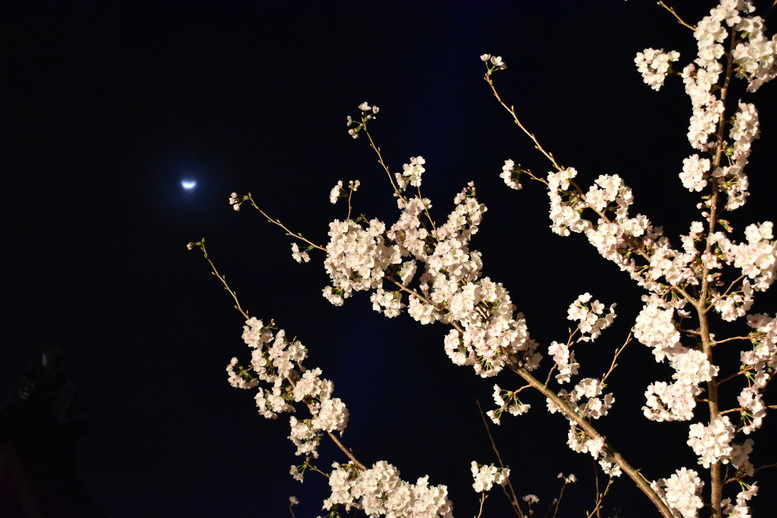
left=2, top=1, right=777, bottom=517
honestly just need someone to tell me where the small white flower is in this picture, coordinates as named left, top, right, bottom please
left=490, top=55, right=507, bottom=69
left=500, top=159, right=522, bottom=190
left=330, top=180, right=343, bottom=204
left=557, top=472, right=577, bottom=484
left=291, top=243, right=310, bottom=263
left=229, top=192, right=242, bottom=211
left=402, top=156, right=426, bottom=187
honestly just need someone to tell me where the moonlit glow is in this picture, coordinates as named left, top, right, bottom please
left=181, top=180, right=197, bottom=190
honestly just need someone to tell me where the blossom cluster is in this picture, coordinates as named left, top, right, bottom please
left=323, top=461, right=452, bottom=517
left=323, top=218, right=401, bottom=306
left=669, top=1, right=770, bottom=210
left=545, top=167, right=662, bottom=289
left=635, top=295, right=718, bottom=422
left=722, top=483, right=759, bottom=518
left=566, top=292, right=616, bottom=342
left=547, top=341, right=579, bottom=384
left=684, top=414, right=756, bottom=480
left=347, top=102, right=380, bottom=139
left=679, top=155, right=710, bottom=192
left=651, top=468, right=704, bottom=518
left=545, top=294, right=615, bottom=392
left=397, top=156, right=426, bottom=190
left=330, top=179, right=361, bottom=204
left=713, top=221, right=776, bottom=296
left=730, top=9, right=777, bottom=93
left=229, top=317, right=347, bottom=459
left=687, top=416, right=735, bottom=469
left=486, top=384, right=530, bottom=425
left=635, top=48, right=680, bottom=91
left=499, top=159, right=522, bottom=190
left=322, top=148, right=539, bottom=376
left=738, top=313, right=777, bottom=434
left=547, top=377, right=618, bottom=476
left=480, top=53, right=506, bottom=72
left=470, top=462, right=510, bottom=493
left=227, top=317, right=455, bottom=516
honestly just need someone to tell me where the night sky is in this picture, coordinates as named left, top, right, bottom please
left=2, top=1, right=777, bottom=517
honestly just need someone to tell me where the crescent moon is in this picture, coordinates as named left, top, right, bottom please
left=181, top=180, right=197, bottom=190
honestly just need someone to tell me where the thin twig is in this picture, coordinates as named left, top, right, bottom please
left=362, top=122, right=406, bottom=201
left=194, top=240, right=250, bottom=319
left=601, top=332, right=633, bottom=387
left=484, top=72, right=560, bottom=176
left=475, top=493, right=488, bottom=518
left=585, top=469, right=614, bottom=518
left=327, top=431, right=367, bottom=470
left=711, top=335, right=752, bottom=347
left=362, top=123, right=439, bottom=238
left=657, top=1, right=697, bottom=30
left=476, top=400, right=525, bottom=518
left=246, top=194, right=327, bottom=252
left=552, top=477, right=570, bottom=518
